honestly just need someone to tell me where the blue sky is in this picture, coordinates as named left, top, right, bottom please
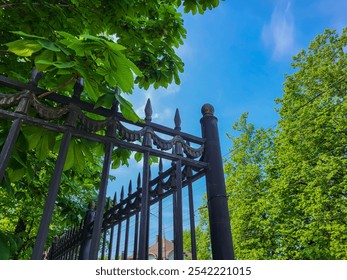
left=125, top=0, right=347, bottom=156
left=107, top=0, right=347, bottom=250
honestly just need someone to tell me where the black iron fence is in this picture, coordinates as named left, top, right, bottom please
left=0, top=71, right=234, bottom=260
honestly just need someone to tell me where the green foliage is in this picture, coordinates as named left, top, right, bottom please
left=270, top=28, right=347, bottom=260
left=0, top=0, right=222, bottom=100
left=0, top=0, right=221, bottom=259
left=0, top=230, right=22, bottom=260
left=225, top=113, right=276, bottom=259
left=5, top=31, right=142, bottom=105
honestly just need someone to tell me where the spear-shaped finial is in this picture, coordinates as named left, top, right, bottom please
left=113, top=192, right=117, bottom=206
left=159, top=158, right=163, bottom=174
left=120, top=186, right=124, bottom=200
left=145, top=98, right=152, bottom=122
left=128, top=180, right=132, bottom=195
left=106, top=197, right=111, bottom=210
left=174, top=108, right=181, bottom=131
left=137, top=173, right=141, bottom=190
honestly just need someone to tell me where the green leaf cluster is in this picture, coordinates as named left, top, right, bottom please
left=0, top=0, right=222, bottom=98
left=5, top=31, right=142, bottom=102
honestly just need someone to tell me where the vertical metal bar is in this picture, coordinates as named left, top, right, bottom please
left=72, top=228, right=77, bottom=260
left=100, top=229, right=107, bottom=260
left=187, top=167, right=197, bottom=260
left=115, top=222, right=122, bottom=260
left=0, top=91, right=30, bottom=184
left=146, top=203, right=150, bottom=257
left=108, top=192, right=117, bottom=260
left=172, top=191, right=177, bottom=259
left=32, top=78, right=84, bottom=259
left=174, top=160, right=183, bottom=260
left=0, top=118, right=23, bottom=184
left=133, top=212, right=139, bottom=260
left=78, top=202, right=96, bottom=259
left=138, top=151, right=150, bottom=260
left=89, top=127, right=115, bottom=260
left=138, top=99, right=152, bottom=260
left=158, top=198, right=163, bottom=260
left=200, top=104, right=234, bottom=260
left=101, top=198, right=111, bottom=260
left=108, top=223, right=115, bottom=260
left=157, top=158, right=163, bottom=260
left=123, top=217, right=130, bottom=260
left=75, top=221, right=83, bottom=260
left=32, top=130, right=72, bottom=259
left=67, top=230, right=72, bottom=260
left=173, top=108, right=183, bottom=260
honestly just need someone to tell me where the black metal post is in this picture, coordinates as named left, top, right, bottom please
left=78, top=202, right=96, bottom=259
left=200, top=104, right=234, bottom=260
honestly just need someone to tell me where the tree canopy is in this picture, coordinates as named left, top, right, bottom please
left=1, top=0, right=220, bottom=107
left=0, top=0, right=222, bottom=259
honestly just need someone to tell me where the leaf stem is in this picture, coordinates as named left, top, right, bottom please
left=38, top=76, right=76, bottom=99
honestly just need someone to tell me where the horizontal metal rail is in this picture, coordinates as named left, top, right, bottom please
left=0, top=109, right=208, bottom=169
left=0, top=75, right=205, bottom=145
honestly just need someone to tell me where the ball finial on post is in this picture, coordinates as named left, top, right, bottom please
left=201, top=104, right=215, bottom=116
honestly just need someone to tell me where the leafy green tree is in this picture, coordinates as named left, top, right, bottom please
left=0, top=0, right=222, bottom=259
left=271, top=28, right=347, bottom=259
left=224, top=113, right=276, bottom=259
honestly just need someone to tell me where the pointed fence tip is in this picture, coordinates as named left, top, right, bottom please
left=174, top=108, right=181, bottom=131
left=114, top=192, right=118, bottom=204
left=121, top=186, right=124, bottom=200
left=145, top=98, right=152, bottom=122
left=137, top=172, right=141, bottom=189
left=128, top=180, right=132, bottom=195
left=159, top=158, right=163, bottom=173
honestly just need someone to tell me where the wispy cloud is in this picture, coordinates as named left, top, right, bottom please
left=130, top=85, right=179, bottom=124
left=262, top=0, right=295, bottom=60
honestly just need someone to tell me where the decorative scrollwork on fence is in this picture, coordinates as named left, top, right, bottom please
left=31, top=94, right=69, bottom=120
left=0, top=91, right=28, bottom=108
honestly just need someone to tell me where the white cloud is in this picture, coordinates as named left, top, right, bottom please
left=129, top=85, right=178, bottom=125
left=262, top=0, right=295, bottom=60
